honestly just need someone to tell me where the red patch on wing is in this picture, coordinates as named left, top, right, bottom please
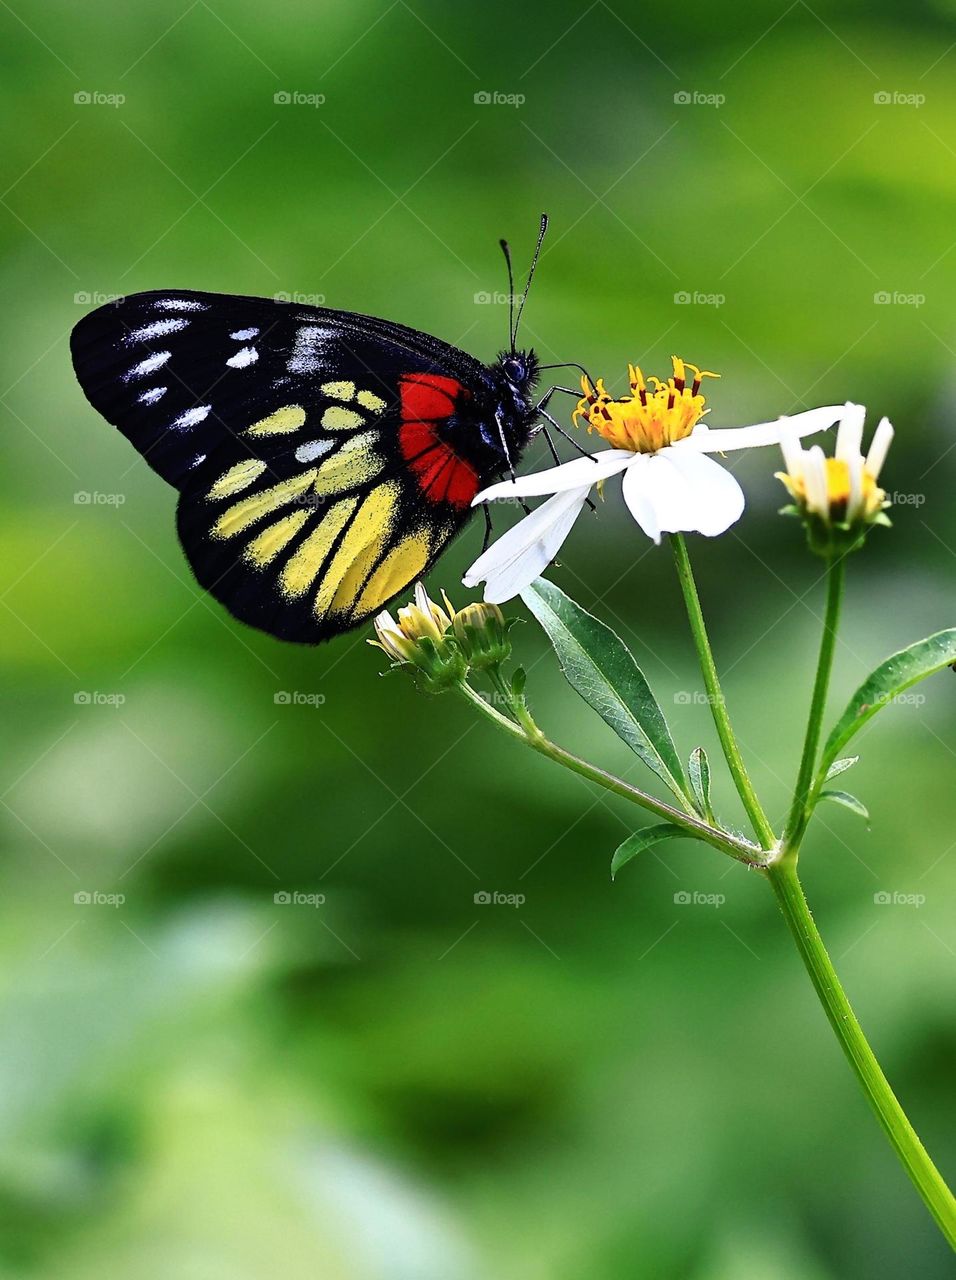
left=398, top=373, right=479, bottom=509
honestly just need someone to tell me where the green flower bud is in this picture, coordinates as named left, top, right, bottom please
left=452, top=601, right=511, bottom=670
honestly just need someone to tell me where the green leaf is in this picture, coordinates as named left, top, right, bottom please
left=819, top=789, right=870, bottom=822
left=825, top=755, right=859, bottom=781
left=820, top=629, right=956, bottom=776
left=611, top=824, right=689, bottom=879
left=688, top=746, right=714, bottom=821
left=521, top=578, right=688, bottom=804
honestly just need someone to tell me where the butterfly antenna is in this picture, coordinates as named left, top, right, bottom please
left=511, top=212, right=549, bottom=347
left=499, top=237, right=516, bottom=352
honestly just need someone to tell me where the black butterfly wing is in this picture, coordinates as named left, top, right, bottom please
left=71, top=291, right=496, bottom=643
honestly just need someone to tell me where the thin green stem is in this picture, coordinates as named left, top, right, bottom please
left=669, top=533, right=776, bottom=849
left=456, top=681, right=763, bottom=865
left=782, top=554, right=846, bottom=853
left=768, top=860, right=956, bottom=1246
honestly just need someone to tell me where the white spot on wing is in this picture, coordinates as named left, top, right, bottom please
left=124, top=351, right=171, bottom=380
left=287, top=325, right=336, bottom=375
left=226, top=346, right=258, bottom=369
left=137, top=386, right=167, bottom=404
left=173, top=405, right=211, bottom=429
left=230, top=327, right=259, bottom=340
left=155, top=298, right=207, bottom=312
left=128, top=318, right=188, bottom=341
left=295, top=438, right=334, bottom=463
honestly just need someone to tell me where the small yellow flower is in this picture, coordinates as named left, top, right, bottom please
left=370, top=583, right=455, bottom=662
left=573, top=357, right=720, bottom=454
left=776, top=406, right=893, bottom=553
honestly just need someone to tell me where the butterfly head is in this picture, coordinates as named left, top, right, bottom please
left=494, top=348, right=539, bottom=399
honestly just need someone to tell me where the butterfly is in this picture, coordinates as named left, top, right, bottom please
left=70, top=216, right=586, bottom=644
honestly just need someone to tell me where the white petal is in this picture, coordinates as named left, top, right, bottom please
left=779, top=420, right=805, bottom=479
left=472, top=450, right=631, bottom=504
left=803, top=445, right=828, bottom=515
left=847, top=454, right=863, bottom=521
left=865, top=416, right=894, bottom=479
left=621, top=455, right=664, bottom=542
left=660, top=449, right=746, bottom=536
left=835, top=402, right=865, bottom=463
left=462, top=488, right=589, bottom=603
left=682, top=403, right=844, bottom=454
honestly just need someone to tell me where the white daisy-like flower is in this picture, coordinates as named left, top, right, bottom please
left=776, top=404, right=894, bottom=526
left=463, top=357, right=848, bottom=603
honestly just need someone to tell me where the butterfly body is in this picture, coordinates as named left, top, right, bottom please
left=71, top=289, right=542, bottom=643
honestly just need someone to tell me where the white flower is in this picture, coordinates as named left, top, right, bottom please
left=777, top=406, right=894, bottom=525
left=463, top=357, right=847, bottom=603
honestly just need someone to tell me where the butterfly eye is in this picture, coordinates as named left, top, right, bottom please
left=502, top=356, right=524, bottom=382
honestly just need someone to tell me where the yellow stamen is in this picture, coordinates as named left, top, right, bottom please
left=572, top=356, right=719, bottom=454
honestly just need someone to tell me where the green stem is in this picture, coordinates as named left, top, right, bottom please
left=456, top=681, right=763, bottom=865
left=782, top=553, right=846, bottom=852
left=669, top=534, right=776, bottom=849
left=767, top=860, right=956, bottom=1246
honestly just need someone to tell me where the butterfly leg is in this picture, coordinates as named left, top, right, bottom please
left=482, top=503, right=494, bottom=552
left=538, top=420, right=596, bottom=511
left=532, top=386, right=597, bottom=461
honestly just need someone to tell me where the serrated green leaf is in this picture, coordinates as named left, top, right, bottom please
left=688, top=746, right=714, bottom=821
left=521, top=578, right=688, bottom=806
left=819, top=789, right=870, bottom=822
left=611, top=824, right=689, bottom=879
left=820, top=629, right=956, bottom=777
left=825, top=756, right=859, bottom=781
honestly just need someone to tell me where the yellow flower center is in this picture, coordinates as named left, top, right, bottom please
left=572, top=357, right=720, bottom=454
left=780, top=458, right=884, bottom=520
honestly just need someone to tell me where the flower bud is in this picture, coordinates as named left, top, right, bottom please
left=452, top=601, right=511, bottom=669
left=369, top=583, right=466, bottom=690
left=776, top=406, right=893, bottom=555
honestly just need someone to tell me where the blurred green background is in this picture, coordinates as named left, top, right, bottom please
left=1, top=1, right=954, bottom=1275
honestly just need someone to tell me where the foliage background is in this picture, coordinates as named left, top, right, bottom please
left=1, top=1, right=954, bottom=1275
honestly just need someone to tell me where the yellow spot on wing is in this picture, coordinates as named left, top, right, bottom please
left=357, top=532, right=431, bottom=615
left=322, top=405, right=364, bottom=431
left=356, top=389, right=386, bottom=412
left=212, top=469, right=318, bottom=539
left=280, top=496, right=358, bottom=598
left=320, top=380, right=355, bottom=400
left=208, top=458, right=267, bottom=500
left=246, top=405, right=306, bottom=436
left=244, top=510, right=310, bottom=566
left=314, top=482, right=399, bottom=618
left=314, top=431, right=383, bottom=495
